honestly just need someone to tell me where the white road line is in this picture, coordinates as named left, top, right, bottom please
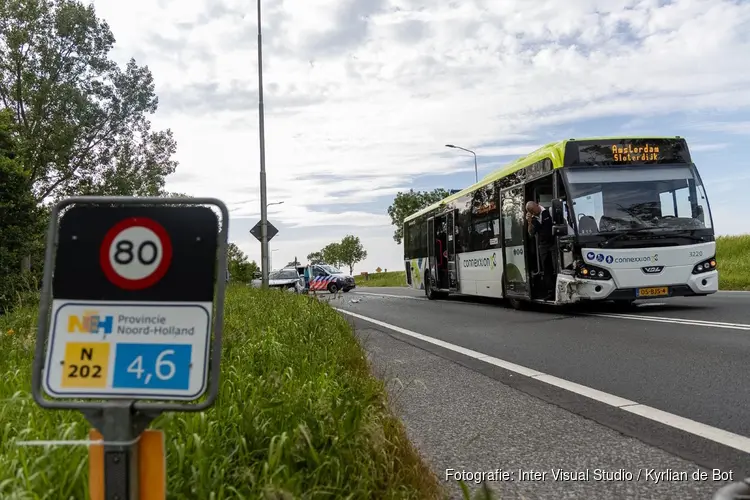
left=351, top=291, right=750, bottom=331
left=587, top=313, right=750, bottom=331
left=352, top=291, right=426, bottom=300
left=336, top=308, right=750, bottom=454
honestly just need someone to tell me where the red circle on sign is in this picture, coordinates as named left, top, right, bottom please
left=99, top=217, right=173, bottom=290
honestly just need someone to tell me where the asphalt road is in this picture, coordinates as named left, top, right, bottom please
left=332, top=288, right=750, bottom=476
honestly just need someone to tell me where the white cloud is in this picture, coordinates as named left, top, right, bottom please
left=90, top=0, right=750, bottom=269
left=689, top=143, right=729, bottom=152
left=691, top=121, right=750, bottom=135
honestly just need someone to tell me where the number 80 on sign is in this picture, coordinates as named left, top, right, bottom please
left=113, top=344, right=192, bottom=391
left=100, top=217, right=173, bottom=291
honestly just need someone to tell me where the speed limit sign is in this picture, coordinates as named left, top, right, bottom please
left=100, top=217, right=173, bottom=290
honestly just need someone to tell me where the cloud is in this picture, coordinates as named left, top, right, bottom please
left=689, top=143, right=729, bottom=152
left=690, top=121, right=750, bottom=135
left=90, top=0, right=750, bottom=271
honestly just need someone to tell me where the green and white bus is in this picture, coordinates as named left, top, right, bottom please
left=402, top=136, right=718, bottom=308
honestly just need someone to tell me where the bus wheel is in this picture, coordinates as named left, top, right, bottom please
left=508, top=298, right=526, bottom=310
left=425, top=275, right=437, bottom=300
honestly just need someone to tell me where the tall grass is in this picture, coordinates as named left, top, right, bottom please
left=716, top=235, right=750, bottom=291
left=0, top=285, right=445, bottom=499
left=355, top=271, right=406, bottom=288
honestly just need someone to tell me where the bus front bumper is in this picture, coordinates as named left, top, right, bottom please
left=555, top=270, right=719, bottom=303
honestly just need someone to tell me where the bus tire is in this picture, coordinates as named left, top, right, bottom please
left=508, top=298, right=526, bottom=310
left=425, top=274, right=439, bottom=300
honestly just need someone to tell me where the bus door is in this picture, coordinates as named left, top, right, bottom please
left=427, top=216, right=438, bottom=287
left=500, top=186, right=530, bottom=299
left=443, top=210, right=458, bottom=291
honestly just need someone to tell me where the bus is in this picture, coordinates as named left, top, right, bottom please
left=402, top=136, right=718, bottom=309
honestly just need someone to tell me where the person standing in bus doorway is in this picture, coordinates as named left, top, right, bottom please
left=526, top=201, right=555, bottom=300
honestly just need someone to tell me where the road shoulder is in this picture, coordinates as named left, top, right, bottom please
left=355, top=326, right=730, bottom=499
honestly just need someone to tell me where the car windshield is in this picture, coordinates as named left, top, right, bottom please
left=321, top=265, right=342, bottom=274
left=269, top=270, right=299, bottom=280
left=564, top=164, right=713, bottom=234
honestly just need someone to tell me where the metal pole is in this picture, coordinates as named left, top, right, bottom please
left=472, top=151, right=477, bottom=184
left=101, top=403, right=139, bottom=500
left=445, top=144, right=478, bottom=184
left=257, top=0, right=269, bottom=288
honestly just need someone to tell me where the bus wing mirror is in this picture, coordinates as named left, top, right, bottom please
left=553, top=224, right=568, bottom=237
left=551, top=199, right=565, bottom=225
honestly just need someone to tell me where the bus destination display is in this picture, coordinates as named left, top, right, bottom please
left=564, top=138, right=691, bottom=166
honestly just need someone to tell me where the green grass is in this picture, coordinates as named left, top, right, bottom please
left=355, top=271, right=407, bottom=288
left=0, top=285, right=448, bottom=499
left=353, top=234, right=749, bottom=291
left=717, top=235, right=750, bottom=291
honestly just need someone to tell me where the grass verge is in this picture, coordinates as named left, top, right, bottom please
left=355, top=271, right=407, bottom=288
left=0, top=285, right=445, bottom=499
left=717, top=235, right=750, bottom=291
left=353, top=235, right=749, bottom=291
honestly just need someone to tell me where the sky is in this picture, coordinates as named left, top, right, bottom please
left=92, top=0, right=750, bottom=275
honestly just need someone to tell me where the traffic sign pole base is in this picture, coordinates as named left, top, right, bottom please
left=89, top=428, right=165, bottom=500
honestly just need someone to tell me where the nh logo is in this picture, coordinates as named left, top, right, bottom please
left=67, top=310, right=113, bottom=334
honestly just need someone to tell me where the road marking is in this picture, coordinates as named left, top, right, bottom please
left=352, top=291, right=426, bottom=300
left=336, top=308, right=750, bottom=454
left=350, top=291, right=750, bottom=331
left=587, top=312, right=750, bottom=331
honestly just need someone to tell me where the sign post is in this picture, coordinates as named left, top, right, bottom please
left=31, top=196, right=229, bottom=500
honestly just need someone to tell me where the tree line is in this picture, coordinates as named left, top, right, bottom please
left=386, top=188, right=451, bottom=244
left=306, top=235, right=367, bottom=275
left=0, top=0, right=265, bottom=311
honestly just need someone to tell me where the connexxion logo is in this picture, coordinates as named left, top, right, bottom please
left=463, top=252, right=497, bottom=270
left=67, top=310, right=113, bottom=334
left=587, top=251, right=659, bottom=264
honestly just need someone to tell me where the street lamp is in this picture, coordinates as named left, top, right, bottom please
left=446, top=144, right=478, bottom=184
left=257, top=0, right=270, bottom=287
left=267, top=201, right=284, bottom=208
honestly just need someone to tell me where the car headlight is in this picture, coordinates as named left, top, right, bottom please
left=692, top=257, right=717, bottom=274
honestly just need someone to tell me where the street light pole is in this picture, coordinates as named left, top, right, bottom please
left=257, top=0, right=269, bottom=288
left=445, top=144, right=478, bottom=184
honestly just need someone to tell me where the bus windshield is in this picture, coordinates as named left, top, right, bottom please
left=564, top=164, right=713, bottom=234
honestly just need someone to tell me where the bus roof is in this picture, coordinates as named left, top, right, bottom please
left=403, top=135, right=683, bottom=223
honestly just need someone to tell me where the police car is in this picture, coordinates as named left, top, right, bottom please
left=295, top=263, right=356, bottom=294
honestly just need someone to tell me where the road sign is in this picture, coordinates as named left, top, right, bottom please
left=43, top=302, right=210, bottom=400
left=250, top=219, right=278, bottom=241
left=34, top=197, right=228, bottom=406
left=100, top=216, right=173, bottom=290
left=32, top=197, right=229, bottom=500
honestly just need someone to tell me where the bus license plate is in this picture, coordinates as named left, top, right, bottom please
left=636, top=287, right=669, bottom=297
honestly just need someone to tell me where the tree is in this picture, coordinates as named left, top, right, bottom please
left=226, top=243, right=257, bottom=283
left=338, top=235, right=367, bottom=275
left=0, top=109, right=40, bottom=311
left=386, top=188, right=451, bottom=244
left=0, top=0, right=178, bottom=203
left=286, top=256, right=300, bottom=267
left=307, top=251, right=324, bottom=264
left=321, top=242, right=342, bottom=268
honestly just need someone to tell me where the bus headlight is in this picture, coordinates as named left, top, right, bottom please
left=576, top=263, right=612, bottom=280
left=692, top=257, right=717, bottom=274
